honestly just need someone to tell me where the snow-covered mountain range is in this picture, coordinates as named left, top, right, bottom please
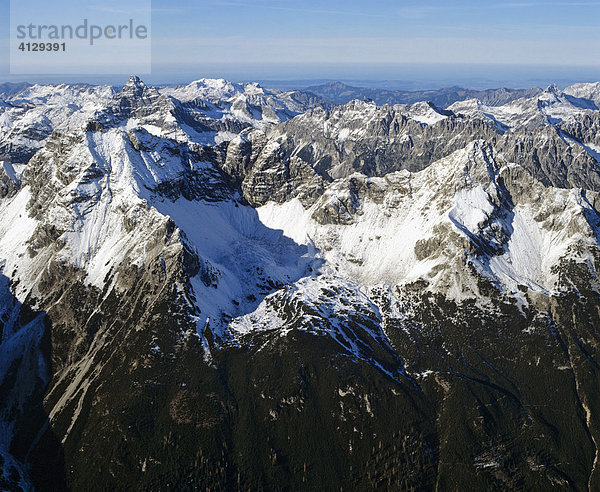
left=2, top=76, right=600, bottom=490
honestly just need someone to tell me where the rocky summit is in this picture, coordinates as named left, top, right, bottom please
left=1, top=76, right=600, bottom=490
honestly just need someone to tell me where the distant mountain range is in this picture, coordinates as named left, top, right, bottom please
left=1, top=79, right=549, bottom=109
left=0, top=82, right=32, bottom=98
left=304, top=81, right=544, bottom=108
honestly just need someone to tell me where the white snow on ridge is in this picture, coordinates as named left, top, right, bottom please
left=229, top=274, right=407, bottom=381
left=0, top=83, right=115, bottom=162
left=158, top=197, right=317, bottom=336
left=396, top=101, right=449, bottom=125
left=257, top=143, right=599, bottom=301
left=564, top=82, right=600, bottom=107
left=160, top=78, right=312, bottom=129
left=487, top=206, right=553, bottom=293
left=7, top=83, right=115, bottom=132
left=449, top=186, right=495, bottom=236
left=258, top=192, right=438, bottom=289
left=449, top=84, right=597, bottom=130
left=0, top=188, right=39, bottom=301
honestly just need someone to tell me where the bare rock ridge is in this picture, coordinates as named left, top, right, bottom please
left=231, top=85, right=600, bottom=208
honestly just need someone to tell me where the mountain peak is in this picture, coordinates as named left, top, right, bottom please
left=122, top=75, right=149, bottom=96
left=125, top=75, right=145, bottom=87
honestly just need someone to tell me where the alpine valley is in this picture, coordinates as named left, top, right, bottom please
left=2, top=76, right=600, bottom=491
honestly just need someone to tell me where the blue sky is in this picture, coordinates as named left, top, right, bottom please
left=148, top=0, right=600, bottom=65
left=2, top=0, right=600, bottom=87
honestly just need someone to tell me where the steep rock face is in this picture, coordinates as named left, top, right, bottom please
left=497, top=126, right=600, bottom=190
left=0, top=162, right=23, bottom=199
left=235, top=140, right=600, bottom=488
left=226, top=86, right=600, bottom=207
left=558, top=112, right=600, bottom=148
left=448, top=85, right=600, bottom=188
left=265, top=101, right=500, bottom=178
left=232, top=102, right=502, bottom=206
left=0, top=76, right=325, bottom=173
